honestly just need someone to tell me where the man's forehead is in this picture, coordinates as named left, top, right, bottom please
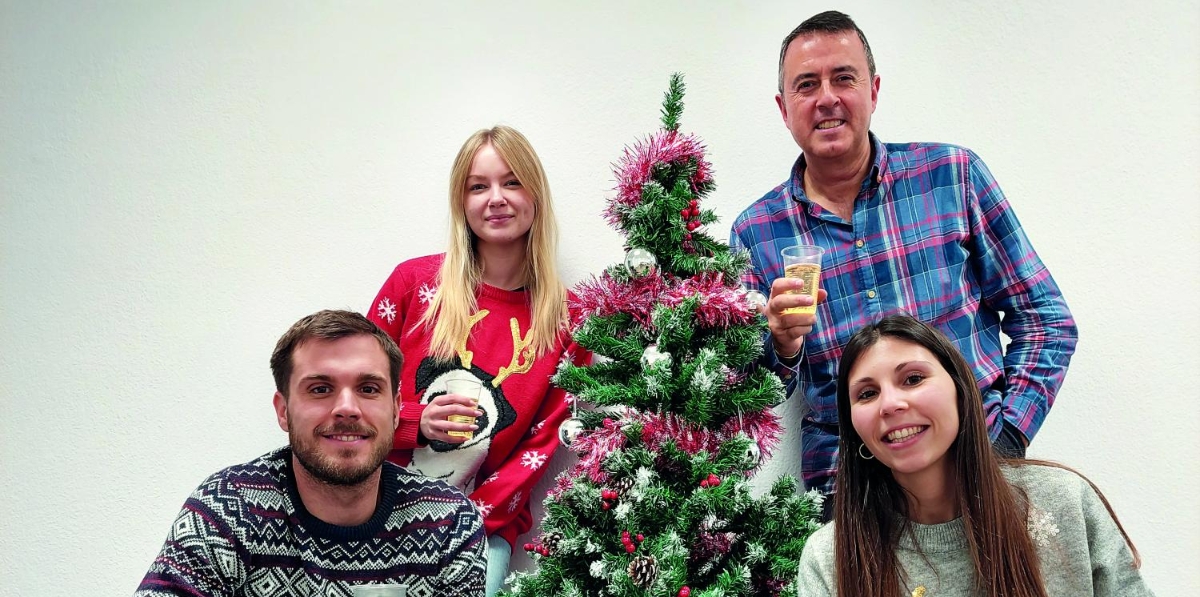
left=788, top=31, right=865, bottom=59
left=291, top=336, right=389, bottom=372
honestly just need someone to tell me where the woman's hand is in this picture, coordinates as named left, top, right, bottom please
left=419, top=393, right=482, bottom=444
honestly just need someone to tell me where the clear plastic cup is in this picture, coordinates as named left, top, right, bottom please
left=444, top=378, right=483, bottom=439
left=780, top=245, right=824, bottom=315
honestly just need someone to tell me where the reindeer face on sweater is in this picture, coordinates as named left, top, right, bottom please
left=408, top=357, right=518, bottom=491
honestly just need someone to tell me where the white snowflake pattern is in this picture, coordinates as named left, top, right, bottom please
left=479, top=472, right=500, bottom=486
left=530, top=419, right=547, bottom=435
left=1026, top=505, right=1060, bottom=548
left=508, top=491, right=523, bottom=513
left=472, top=498, right=494, bottom=517
left=418, top=282, right=438, bottom=305
left=563, top=392, right=577, bottom=405
left=375, top=297, right=397, bottom=324
left=520, top=450, right=549, bottom=470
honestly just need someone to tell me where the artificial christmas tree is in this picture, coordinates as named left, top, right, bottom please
left=502, top=74, right=822, bottom=597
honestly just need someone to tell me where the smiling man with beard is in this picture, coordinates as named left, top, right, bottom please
left=136, top=310, right=486, bottom=597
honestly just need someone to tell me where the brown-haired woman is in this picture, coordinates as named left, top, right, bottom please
left=797, top=314, right=1152, bottom=596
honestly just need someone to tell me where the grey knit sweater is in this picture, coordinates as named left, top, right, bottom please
left=796, top=464, right=1153, bottom=596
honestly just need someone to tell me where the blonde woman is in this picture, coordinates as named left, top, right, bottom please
left=368, top=126, right=581, bottom=595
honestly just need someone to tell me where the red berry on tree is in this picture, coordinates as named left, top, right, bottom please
left=689, top=199, right=698, bottom=209
left=679, top=587, right=691, bottom=597
left=625, top=544, right=635, bottom=553
left=637, top=534, right=644, bottom=542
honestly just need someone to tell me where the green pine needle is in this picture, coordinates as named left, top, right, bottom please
left=660, top=72, right=686, bottom=132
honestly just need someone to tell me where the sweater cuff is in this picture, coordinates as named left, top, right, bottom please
left=492, top=525, right=519, bottom=552
left=394, top=402, right=426, bottom=449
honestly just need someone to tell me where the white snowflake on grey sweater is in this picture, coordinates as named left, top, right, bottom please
left=1026, top=505, right=1060, bottom=548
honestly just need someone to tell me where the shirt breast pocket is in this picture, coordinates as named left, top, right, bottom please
left=908, top=231, right=972, bottom=324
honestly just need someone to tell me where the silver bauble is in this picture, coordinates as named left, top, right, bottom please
left=744, top=289, right=768, bottom=311
left=624, top=248, right=658, bottom=277
left=744, top=440, right=762, bottom=468
left=558, top=417, right=585, bottom=447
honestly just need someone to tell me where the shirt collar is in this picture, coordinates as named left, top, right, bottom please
left=788, top=132, right=886, bottom=205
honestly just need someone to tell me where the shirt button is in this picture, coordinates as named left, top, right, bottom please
left=867, top=290, right=877, bottom=299
left=855, top=239, right=865, bottom=248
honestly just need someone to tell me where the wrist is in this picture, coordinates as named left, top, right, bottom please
left=775, top=340, right=803, bottom=363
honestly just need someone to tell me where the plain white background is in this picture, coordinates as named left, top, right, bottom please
left=2, top=1, right=1197, bottom=595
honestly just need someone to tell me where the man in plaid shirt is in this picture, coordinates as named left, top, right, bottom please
left=730, top=11, right=1077, bottom=514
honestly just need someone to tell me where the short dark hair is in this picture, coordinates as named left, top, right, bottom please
left=269, top=310, right=403, bottom=397
left=778, top=10, right=876, bottom=92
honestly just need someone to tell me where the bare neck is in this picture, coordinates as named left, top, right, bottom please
left=477, top=243, right=529, bottom=290
left=895, top=465, right=958, bottom=525
left=291, top=455, right=380, bottom=526
left=802, top=149, right=873, bottom=222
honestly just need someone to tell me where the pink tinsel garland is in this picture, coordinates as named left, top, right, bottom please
left=568, top=272, right=669, bottom=330
left=549, top=407, right=784, bottom=497
left=569, top=272, right=757, bottom=334
left=660, top=273, right=758, bottom=328
left=605, top=130, right=714, bottom=226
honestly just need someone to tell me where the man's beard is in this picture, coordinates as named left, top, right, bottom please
left=290, top=418, right=393, bottom=487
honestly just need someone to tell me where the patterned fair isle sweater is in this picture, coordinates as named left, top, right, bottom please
left=797, top=464, right=1154, bottom=596
left=136, top=447, right=487, bottom=597
left=368, top=254, right=584, bottom=549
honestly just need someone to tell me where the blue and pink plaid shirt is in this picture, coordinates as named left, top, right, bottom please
left=730, top=134, right=1077, bottom=495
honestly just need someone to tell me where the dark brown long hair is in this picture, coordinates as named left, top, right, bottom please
left=831, top=315, right=1139, bottom=597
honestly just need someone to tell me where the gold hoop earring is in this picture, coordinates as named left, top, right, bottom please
left=857, top=443, right=875, bottom=460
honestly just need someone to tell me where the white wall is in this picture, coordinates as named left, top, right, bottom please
left=2, top=1, right=1196, bottom=595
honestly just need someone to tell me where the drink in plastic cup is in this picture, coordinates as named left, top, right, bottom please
left=445, top=378, right=483, bottom=439
left=350, top=586, right=407, bottom=597
left=780, top=245, right=824, bottom=315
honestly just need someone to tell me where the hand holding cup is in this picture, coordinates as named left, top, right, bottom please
left=418, top=379, right=483, bottom=444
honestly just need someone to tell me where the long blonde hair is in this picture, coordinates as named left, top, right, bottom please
left=420, top=125, right=567, bottom=360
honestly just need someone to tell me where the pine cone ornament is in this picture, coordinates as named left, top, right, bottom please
left=541, top=531, right=563, bottom=555
left=627, top=555, right=658, bottom=589
left=612, top=477, right=635, bottom=497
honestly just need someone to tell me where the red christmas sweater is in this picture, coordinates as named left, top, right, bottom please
left=368, top=254, right=583, bottom=549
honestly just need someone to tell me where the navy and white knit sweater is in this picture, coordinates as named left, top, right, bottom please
left=136, top=447, right=487, bottom=597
